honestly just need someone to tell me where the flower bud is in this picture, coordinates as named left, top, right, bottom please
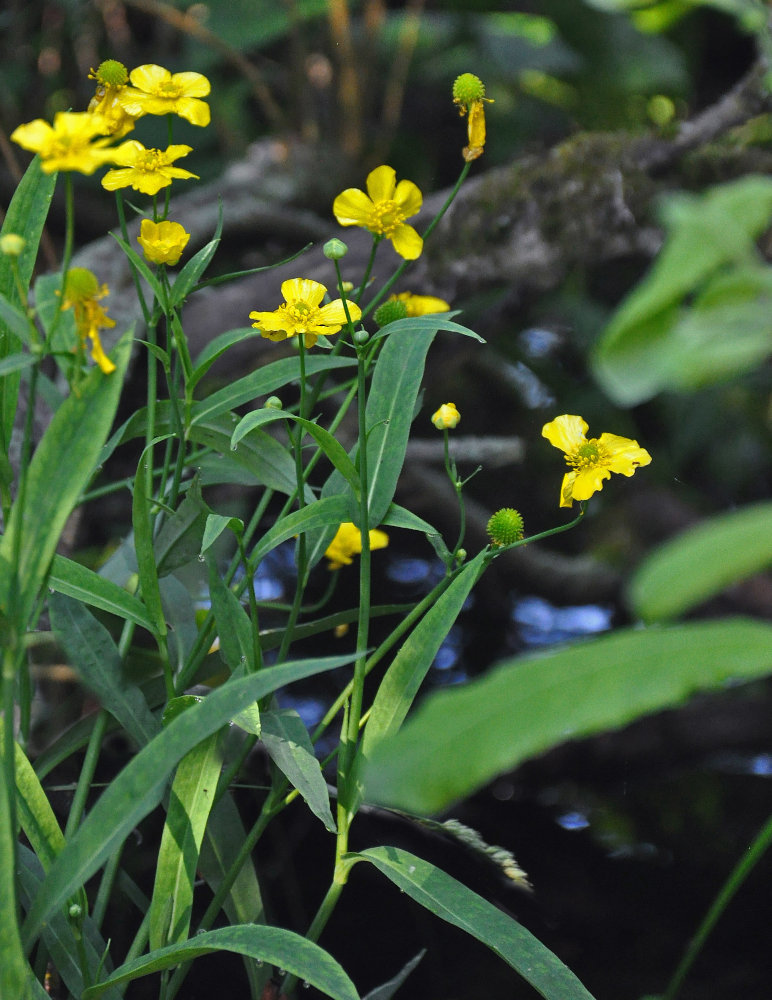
left=323, top=238, right=349, bottom=260
left=431, top=402, right=460, bottom=430
left=353, top=328, right=370, bottom=346
left=264, top=396, right=283, bottom=409
left=373, top=298, right=408, bottom=328
left=0, top=233, right=25, bottom=257
left=487, top=508, right=525, bottom=547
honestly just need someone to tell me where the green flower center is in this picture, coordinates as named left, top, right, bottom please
left=567, top=439, right=609, bottom=470
left=138, top=149, right=165, bottom=171
left=158, top=81, right=183, bottom=99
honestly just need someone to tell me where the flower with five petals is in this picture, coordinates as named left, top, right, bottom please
left=542, top=414, right=651, bottom=508
left=249, top=278, right=362, bottom=349
left=118, top=64, right=211, bottom=126
left=10, top=111, right=116, bottom=174
left=333, top=165, right=423, bottom=260
left=101, top=141, right=198, bottom=195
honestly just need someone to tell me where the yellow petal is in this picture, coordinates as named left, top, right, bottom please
left=10, top=120, right=53, bottom=152
left=319, top=299, right=361, bottom=325
left=598, top=433, right=653, bottom=475
left=130, top=64, right=170, bottom=92
left=571, top=467, right=611, bottom=502
left=559, top=472, right=577, bottom=508
left=390, top=224, right=423, bottom=260
left=333, top=188, right=373, bottom=226
left=366, top=165, right=397, bottom=203
left=281, top=278, right=326, bottom=307
left=393, top=179, right=422, bottom=217
left=173, top=97, right=210, bottom=127
left=542, top=414, right=588, bottom=454
left=172, top=72, right=211, bottom=97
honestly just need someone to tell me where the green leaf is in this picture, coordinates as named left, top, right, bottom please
left=361, top=950, right=425, bottom=1000
left=207, top=556, right=255, bottom=673
left=364, top=619, right=772, bottom=814
left=0, top=294, right=34, bottom=345
left=168, top=235, right=221, bottom=309
left=154, top=480, right=210, bottom=576
left=0, top=155, right=57, bottom=449
left=199, top=792, right=264, bottom=926
left=8, top=728, right=64, bottom=869
left=363, top=325, right=438, bottom=523
left=231, top=409, right=361, bottom=499
left=131, top=438, right=170, bottom=641
left=189, top=327, right=259, bottom=392
left=21, top=654, right=357, bottom=945
left=0, top=351, right=35, bottom=377
left=201, top=512, right=244, bottom=554
left=250, top=494, right=354, bottom=566
left=592, top=177, right=772, bottom=404
left=370, top=313, right=485, bottom=344
left=362, top=551, right=487, bottom=757
left=0, top=330, right=132, bottom=629
left=261, top=708, right=337, bottom=833
left=81, top=924, right=359, bottom=1000
left=48, top=593, right=160, bottom=747
left=149, top=732, right=223, bottom=949
left=628, top=501, right=772, bottom=622
left=351, top=847, right=595, bottom=1000
left=48, top=553, right=156, bottom=634
left=190, top=354, right=356, bottom=427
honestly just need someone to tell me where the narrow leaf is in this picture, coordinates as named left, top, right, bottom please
left=169, top=236, right=221, bottom=308
left=207, top=556, right=255, bottom=673
left=250, top=495, right=354, bottom=566
left=81, top=924, right=359, bottom=1000
left=364, top=619, right=772, bottom=814
left=149, top=732, right=223, bottom=948
left=628, top=501, right=772, bottom=622
left=261, top=709, right=336, bottom=833
left=131, top=438, right=170, bottom=639
left=22, top=654, right=357, bottom=945
left=48, top=593, right=160, bottom=747
left=48, top=553, right=156, bottom=634
left=352, top=847, right=595, bottom=1000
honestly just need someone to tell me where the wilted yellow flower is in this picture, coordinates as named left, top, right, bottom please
left=333, top=165, right=423, bottom=260
left=431, top=402, right=460, bottom=430
left=452, top=73, right=493, bottom=162
left=10, top=111, right=116, bottom=174
left=391, top=292, right=451, bottom=316
left=325, top=522, right=389, bottom=570
left=249, top=278, right=362, bottom=349
left=101, top=141, right=198, bottom=195
left=137, top=218, right=191, bottom=265
left=542, top=414, right=652, bottom=508
left=62, top=267, right=116, bottom=374
left=118, top=64, right=211, bottom=127
left=88, top=60, right=140, bottom=138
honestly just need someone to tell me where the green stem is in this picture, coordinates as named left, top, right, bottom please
left=63, top=711, right=109, bottom=840
left=662, top=810, right=772, bottom=1000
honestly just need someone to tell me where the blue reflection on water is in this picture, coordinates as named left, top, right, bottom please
left=556, top=810, right=591, bottom=831
left=512, top=595, right=613, bottom=647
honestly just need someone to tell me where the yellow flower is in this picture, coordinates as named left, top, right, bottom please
left=137, top=218, right=191, bottom=265
left=249, top=278, right=362, bottom=349
left=62, top=267, right=117, bottom=374
left=431, top=402, right=460, bottom=430
left=118, top=64, right=211, bottom=127
left=325, top=522, right=389, bottom=570
left=391, top=292, right=451, bottom=316
left=542, top=414, right=652, bottom=508
left=333, top=165, right=423, bottom=260
left=10, top=111, right=116, bottom=174
left=88, top=61, right=140, bottom=138
left=452, top=73, right=493, bottom=162
left=101, top=141, right=198, bottom=195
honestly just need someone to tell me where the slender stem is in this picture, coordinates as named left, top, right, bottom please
left=662, top=810, right=772, bottom=1000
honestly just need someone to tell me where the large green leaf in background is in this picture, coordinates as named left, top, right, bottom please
left=0, top=156, right=57, bottom=451
left=592, top=176, right=772, bottom=404
left=350, top=847, right=595, bottom=1000
left=0, top=330, right=132, bottom=630
left=363, top=619, right=772, bottom=814
left=628, top=500, right=772, bottom=622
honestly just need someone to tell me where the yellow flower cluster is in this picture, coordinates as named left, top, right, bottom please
left=11, top=60, right=209, bottom=197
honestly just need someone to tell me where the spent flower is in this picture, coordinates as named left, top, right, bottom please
left=101, top=141, right=198, bottom=195
left=249, top=278, right=362, bottom=349
left=452, top=73, right=493, bottom=162
left=487, top=508, right=525, bottom=547
left=10, top=111, right=116, bottom=174
left=118, top=64, right=211, bottom=127
left=137, top=218, right=191, bottom=265
left=62, top=267, right=117, bottom=374
left=542, top=414, right=652, bottom=508
left=325, top=522, right=389, bottom=570
left=88, top=60, right=140, bottom=137
left=333, top=165, right=423, bottom=260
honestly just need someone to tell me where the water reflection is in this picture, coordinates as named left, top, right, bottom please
left=511, top=595, right=613, bottom=647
